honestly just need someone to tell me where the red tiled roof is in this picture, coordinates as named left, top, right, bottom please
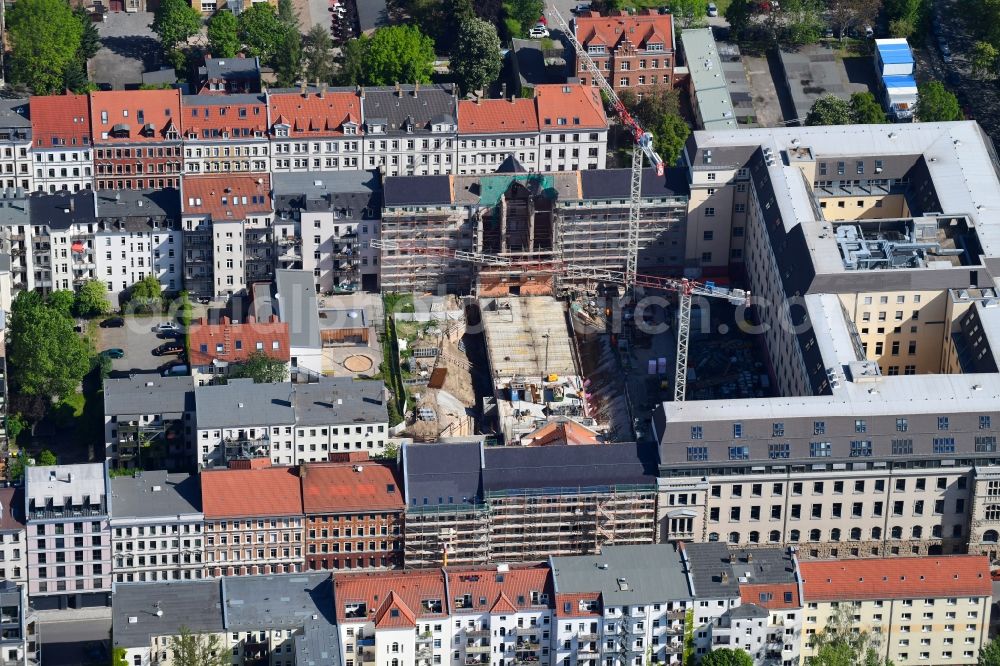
left=554, top=592, right=602, bottom=617
left=374, top=592, right=417, bottom=628
left=182, top=174, right=272, bottom=219
left=181, top=96, right=268, bottom=138
left=740, top=582, right=800, bottom=610
left=458, top=98, right=539, bottom=134
left=188, top=317, right=290, bottom=366
left=200, top=466, right=303, bottom=518
left=574, top=11, right=674, bottom=52
left=30, top=94, right=91, bottom=149
left=300, top=461, right=404, bottom=514
left=0, top=487, right=24, bottom=532
left=534, top=84, right=608, bottom=131
left=446, top=564, right=552, bottom=613
left=334, top=569, right=448, bottom=623
left=523, top=419, right=599, bottom=446
left=269, top=91, right=361, bottom=137
left=89, top=89, right=182, bottom=144
left=800, top=556, right=992, bottom=603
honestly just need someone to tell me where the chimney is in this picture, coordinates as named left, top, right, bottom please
left=300, top=81, right=308, bottom=97
left=358, top=85, right=366, bottom=99
left=476, top=95, right=481, bottom=105
left=501, top=83, right=507, bottom=99
left=319, top=83, right=327, bottom=99
left=721, top=571, right=729, bottom=584
left=69, top=198, right=75, bottom=213
left=747, top=552, right=753, bottom=563
left=413, top=81, right=419, bottom=97
left=395, top=82, right=402, bottom=97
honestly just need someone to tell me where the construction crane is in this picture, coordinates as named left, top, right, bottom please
left=547, top=5, right=663, bottom=288
left=370, top=240, right=749, bottom=401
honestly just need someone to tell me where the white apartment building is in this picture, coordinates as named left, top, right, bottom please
left=0, top=488, right=25, bottom=586
left=550, top=545, right=692, bottom=666
left=24, top=463, right=112, bottom=610
left=30, top=94, right=93, bottom=193
left=535, top=85, right=608, bottom=173
left=193, top=378, right=389, bottom=468
left=0, top=100, right=32, bottom=192
left=800, top=556, right=992, bottom=666
left=181, top=94, right=269, bottom=175
left=362, top=84, right=458, bottom=177
left=109, top=471, right=205, bottom=583
left=268, top=87, right=363, bottom=173
left=456, top=97, right=540, bottom=175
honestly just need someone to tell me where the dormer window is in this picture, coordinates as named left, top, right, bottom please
left=647, top=42, right=664, bottom=51
left=587, top=45, right=606, bottom=54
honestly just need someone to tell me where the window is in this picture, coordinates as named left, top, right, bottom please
left=773, top=422, right=785, bottom=437
left=729, top=445, right=749, bottom=461
left=892, top=439, right=913, bottom=455
left=896, top=418, right=908, bottom=432
left=855, top=419, right=867, bottom=433
left=981, top=415, right=992, bottom=430
left=933, top=438, right=956, bottom=454
left=814, top=421, right=826, bottom=435
left=850, top=440, right=872, bottom=457
left=810, top=441, right=831, bottom=457
left=687, top=446, right=708, bottom=462
left=768, top=443, right=790, bottom=459
left=705, top=207, right=715, bottom=217
left=733, top=424, right=743, bottom=439
left=938, top=416, right=950, bottom=431
left=976, top=436, right=997, bottom=453
left=690, top=426, right=703, bottom=440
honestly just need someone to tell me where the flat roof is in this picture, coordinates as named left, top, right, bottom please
left=222, top=572, right=335, bottom=630
left=109, top=471, right=201, bottom=520
left=26, top=463, right=106, bottom=504
left=876, top=39, right=914, bottom=65
left=113, top=580, right=223, bottom=648
left=194, top=379, right=295, bottom=429
left=551, top=544, right=691, bottom=604
left=103, top=375, right=193, bottom=420
left=276, top=269, right=321, bottom=349
left=681, top=29, right=738, bottom=131
left=479, top=297, right=577, bottom=380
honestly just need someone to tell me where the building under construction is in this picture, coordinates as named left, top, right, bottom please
left=379, top=165, right=689, bottom=294
left=400, top=440, right=658, bottom=568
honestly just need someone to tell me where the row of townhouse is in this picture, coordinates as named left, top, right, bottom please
left=102, top=374, right=390, bottom=470
left=21, top=82, right=608, bottom=196
left=107, top=544, right=987, bottom=666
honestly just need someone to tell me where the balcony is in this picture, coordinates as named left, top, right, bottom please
left=466, top=629, right=490, bottom=638
left=224, top=436, right=269, bottom=460
left=464, top=658, right=488, bottom=666
left=465, top=644, right=490, bottom=654
left=515, top=640, right=540, bottom=652
left=515, top=627, right=540, bottom=636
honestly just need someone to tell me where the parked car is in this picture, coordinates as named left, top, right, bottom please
left=572, top=2, right=591, bottom=13
left=100, top=316, right=125, bottom=328
left=707, top=2, right=718, bottom=15
left=161, top=363, right=189, bottom=377
left=940, top=42, right=953, bottom=63
left=197, top=296, right=212, bottom=305
left=101, top=348, right=125, bottom=359
left=153, top=342, right=184, bottom=356
left=864, top=24, right=874, bottom=38
left=154, top=322, right=181, bottom=334
left=529, top=24, right=549, bottom=38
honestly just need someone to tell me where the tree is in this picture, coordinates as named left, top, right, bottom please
left=502, top=0, right=544, bottom=37
left=652, top=113, right=690, bottom=167
left=980, top=639, right=1000, bottom=666
left=725, top=0, right=756, bottom=39
left=273, top=26, right=303, bottom=86
left=278, top=0, right=299, bottom=29
left=169, top=627, right=230, bottom=666
left=237, top=4, right=285, bottom=62
left=633, top=85, right=681, bottom=129
left=362, top=26, right=435, bottom=85
left=8, top=292, right=91, bottom=399
left=75, top=6, right=101, bottom=61
left=451, top=17, right=502, bottom=94
left=971, top=41, right=998, bottom=79
left=62, top=57, right=92, bottom=94
left=916, top=80, right=963, bottom=121
left=112, top=646, right=128, bottom=666
left=37, top=450, right=57, bottom=466
left=46, top=291, right=76, bottom=319
left=74, top=279, right=110, bottom=318
left=809, top=605, right=893, bottom=666
left=849, top=91, right=887, bottom=123
left=337, top=36, right=368, bottom=85
left=779, top=0, right=824, bottom=45
left=701, top=648, right=755, bottom=666
left=229, top=351, right=288, bottom=384
left=805, top=95, right=853, bottom=125
left=303, top=25, right=335, bottom=85
left=207, top=11, right=240, bottom=59
left=672, top=0, right=709, bottom=28
left=6, top=414, right=26, bottom=444
left=885, top=0, right=922, bottom=33
left=829, top=0, right=881, bottom=40
left=128, top=274, right=162, bottom=314
left=7, top=0, right=85, bottom=94
left=152, top=0, right=201, bottom=52
left=888, top=16, right=915, bottom=37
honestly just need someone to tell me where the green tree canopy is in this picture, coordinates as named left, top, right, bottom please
left=503, top=0, right=544, bottom=37
left=169, top=627, right=230, bottom=666
left=46, top=290, right=76, bottom=319
left=238, top=4, right=286, bottom=62
left=8, top=291, right=91, bottom=399
left=672, top=0, right=709, bottom=28
left=360, top=26, right=435, bottom=85
left=128, top=274, right=163, bottom=314
left=6, top=414, right=27, bottom=444
left=849, top=91, right=887, bottom=123
left=451, top=17, right=502, bottom=94
left=337, top=36, right=368, bottom=85
left=303, top=24, right=335, bottom=85
left=653, top=113, right=691, bottom=167
left=74, top=279, right=110, bottom=317
left=809, top=605, right=894, bottom=666
left=75, top=6, right=101, bottom=61
left=724, top=0, right=755, bottom=39
left=37, top=450, right=57, bottom=466
left=229, top=351, right=289, bottom=384
left=916, top=80, right=963, bottom=121
left=152, top=0, right=201, bottom=51
left=208, top=10, right=240, bottom=59
left=805, top=95, right=853, bottom=125
left=273, top=25, right=303, bottom=86
left=971, top=41, right=998, bottom=79
left=8, top=0, right=85, bottom=94
left=701, top=648, right=755, bottom=666
left=979, top=639, right=1000, bottom=666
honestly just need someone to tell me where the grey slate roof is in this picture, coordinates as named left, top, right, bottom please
left=194, top=379, right=296, bottom=429
left=383, top=175, right=452, bottom=207
left=29, top=190, right=97, bottom=229
left=683, top=543, right=798, bottom=599
left=276, top=269, right=321, bottom=349
left=0, top=100, right=30, bottom=139
left=109, top=471, right=201, bottom=520
left=104, top=375, right=194, bottom=420
left=291, top=378, right=387, bottom=426
left=551, top=544, right=692, bottom=605
left=578, top=167, right=689, bottom=199
left=112, top=580, right=223, bottom=649
left=726, top=603, right=768, bottom=619
left=200, top=57, right=260, bottom=82
left=272, top=170, right=382, bottom=215
left=182, top=93, right=266, bottom=107
left=402, top=441, right=483, bottom=507
left=222, top=572, right=336, bottom=630
left=481, top=442, right=657, bottom=492
left=362, top=85, right=456, bottom=134
left=95, top=188, right=181, bottom=221
left=0, top=193, right=29, bottom=226
left=141, top=68, right=177, bottom=87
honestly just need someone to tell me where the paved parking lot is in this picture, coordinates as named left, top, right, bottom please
left=95, top=315, right=180, bottom=376
left=91, top=12, right=160, bottom=90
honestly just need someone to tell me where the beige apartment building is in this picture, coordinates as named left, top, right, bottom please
left=799, top=556, right=992, bottom=665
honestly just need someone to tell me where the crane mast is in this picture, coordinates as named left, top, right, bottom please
left=547, top=6, right=663, bottom=287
